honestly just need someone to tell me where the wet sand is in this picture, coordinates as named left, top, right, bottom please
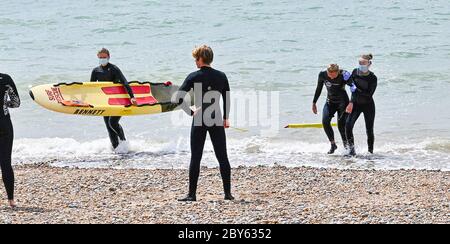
left=0, top=164, right=448, bottom=224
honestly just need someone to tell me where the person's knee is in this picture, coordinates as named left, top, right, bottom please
left=322, top=118, right=332, bottom=126
left=218, top=156, right=230, bottom=165
left=1, top=165, right=13, bottom=177
left=109, top=120, right=120, bottom=129
left=219, top=160, right=231, bottom=170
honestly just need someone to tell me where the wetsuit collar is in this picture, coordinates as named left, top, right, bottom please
left=101, top=63, right=111, bottom=69
left=357, top=69, right=371, bottom=77
left=200, top=66, right=212, bottom=70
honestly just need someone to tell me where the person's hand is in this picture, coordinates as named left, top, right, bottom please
left=350, top=83, right=358, bottom=93
left=346, top=102, right=354, bottom=114
left=224, top=119, right=230, bottom=129
left=343, top=70, right=352, bottom=81
left=130, top=98, right=138, bottom=105
left=312, top=103, right=318, bottom=114
left=190, top=106, right=201, bottom=116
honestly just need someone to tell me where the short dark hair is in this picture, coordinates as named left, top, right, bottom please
left=98, top=48, right=110, bottom=56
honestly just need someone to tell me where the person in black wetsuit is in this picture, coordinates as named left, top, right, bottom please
left=346, top=54, right=378, bottom=156
left=313, top=64, right=352, bottom=154
left=0, top=73, right=20, bottom=208
left=90, top=48, right=137, bottom=149
left=176, top=45, right=233, bottom=202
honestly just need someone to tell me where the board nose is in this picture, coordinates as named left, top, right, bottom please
left=29, top=90, right=35, bottom=101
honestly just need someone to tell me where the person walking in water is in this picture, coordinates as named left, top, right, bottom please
left=0, top=72, right=20, bottom=208
left=346, top=54, right=378, bottom=156
left=90, top=48, right=137, bottom=150
left=313, top=64, right=352, bottom=154
left=176, top=45, right=234, bottom=202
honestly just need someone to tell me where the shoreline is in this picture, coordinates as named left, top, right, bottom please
left=1, top=164, right=449, bottom=224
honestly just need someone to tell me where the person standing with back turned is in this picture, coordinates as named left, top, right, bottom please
left=177, top=45, right=234, bottom=202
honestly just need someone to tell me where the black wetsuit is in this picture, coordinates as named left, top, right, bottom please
left=90, top=63, right=134, bottom=149
left=346, top=69, right=378, bottom=153
left=313, top=70, right=351, bottom=146
left=178, top=66, right=232, bottom=198
left=0, top=73, right=20, bottom=200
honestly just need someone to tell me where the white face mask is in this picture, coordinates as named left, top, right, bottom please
left=99, top=58, right=109, bottom=66
left=359, top=64, right=369, bottom=73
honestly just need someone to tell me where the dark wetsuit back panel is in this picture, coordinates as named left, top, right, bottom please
left=178, top=67, right=232, bottom=197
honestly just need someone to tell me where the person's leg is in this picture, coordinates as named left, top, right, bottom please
left=322, top=103, right=335, bottom=143
left=337, top=103, right=349, bottom=149
left=0, top=117, right=15, bottom=203
left=104, top=117, right=119, bottom=149
left=364, top=101, right=376, bottom=154
left=179, top=125, right=207, bottom=201
left=322, top=103, right=338, bottom=154
left=346, top=106, right=362, bottom=156
left=108, top=116, right=126, bottom=141
left=208, top=126, right=234, bottom=200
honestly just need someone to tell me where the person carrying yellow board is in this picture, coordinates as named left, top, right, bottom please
left=90, top=48, right=137, bottom=150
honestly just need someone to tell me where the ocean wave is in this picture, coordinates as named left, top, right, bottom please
left=12, top=137, right=450, bottom=171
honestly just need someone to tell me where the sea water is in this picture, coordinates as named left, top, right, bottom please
left=1, top=0, right=449, bottom=170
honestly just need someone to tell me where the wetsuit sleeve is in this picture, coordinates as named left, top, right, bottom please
left=177, top=73, right=196, bottom=116
left=342, top=70, right=353, bottom=86
left=351, top=75, right=378, bottom=103
left=90, top=69, right=97, bottom=82
left=5, top=75, right=20, bottom=108
left=313, top=73, right=324, bottom=104
left=114, top=66, right=135, bottom=99
left=222, top=74, right=231, bottom=120
left=369, top=75, right=378, bottom=97
left=179, top=73, right=195, bottom=93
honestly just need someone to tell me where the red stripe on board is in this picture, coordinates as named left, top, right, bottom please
left=108, top=96, right=158, bottom=106
left=102, top=85, right=151, bottom=95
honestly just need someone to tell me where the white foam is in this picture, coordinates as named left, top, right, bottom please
left=12, top=137, right=450, bottom=171
left=114, top=140, right=130, bottom=154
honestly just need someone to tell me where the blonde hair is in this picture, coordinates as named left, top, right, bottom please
left=192, top=45, right=214, bottom=65
left=327, top=64, right=340, bottom=73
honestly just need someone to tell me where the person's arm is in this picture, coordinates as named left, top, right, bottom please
left=312, top=74, right=324, bottom=114
left=5, top=75, right=20, bottom=108
left=356, top=75, right=378, bottom=99
left=177, top=73, right=195, bottom=116
left=114, top=66, right=135, bottom=99
left=90, top=69, right=97, bottom=82
left=313, top=74, right=324, bottom=104
left=222, top=74, right=231, bottom=120
left=369, top=75, right=378, bottom=97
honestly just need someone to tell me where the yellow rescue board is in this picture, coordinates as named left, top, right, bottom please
left=29, top=82, right=182, bottom=117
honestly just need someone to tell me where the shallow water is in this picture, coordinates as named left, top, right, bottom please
left=1, top=0, right=449, bottom=170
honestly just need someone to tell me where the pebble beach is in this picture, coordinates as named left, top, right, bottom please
left=1, top=164, right=448, bottom=224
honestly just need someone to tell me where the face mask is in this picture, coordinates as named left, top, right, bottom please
left=359, top=65, right=369, bottom=73
left=99, top=58, right=109, bottom=66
